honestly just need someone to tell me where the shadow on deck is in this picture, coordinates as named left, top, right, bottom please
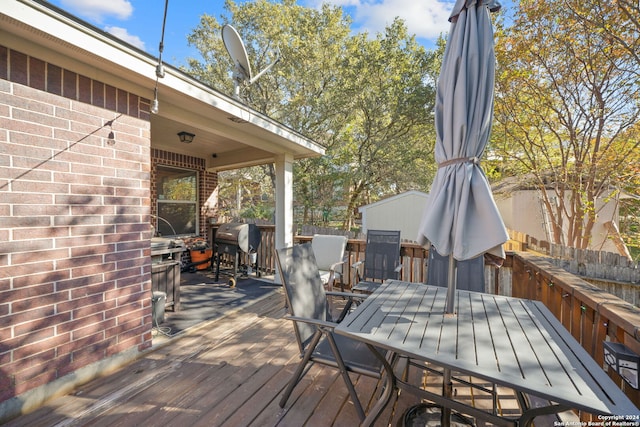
left=4, top=272, right=564, bottom=427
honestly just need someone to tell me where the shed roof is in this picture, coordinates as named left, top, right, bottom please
left=358, top=190, right=429, bottom=212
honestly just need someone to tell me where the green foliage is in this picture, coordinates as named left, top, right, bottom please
left=240, top=203, right=274, bottom=221
left=492, top=0, right=640, bottom=250
left=184, top=0, right=438, bottom=229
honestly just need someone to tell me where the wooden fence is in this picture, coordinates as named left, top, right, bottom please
left=508, top=230, right=639, bottom=283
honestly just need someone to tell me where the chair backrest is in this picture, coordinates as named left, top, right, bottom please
left=426, top=246, right=485, bottom=292
left=362, top=230, right=401, bottom=281
left=276, top=243, right=327, bottom=350
left=311, top=234, right=347, bottom=271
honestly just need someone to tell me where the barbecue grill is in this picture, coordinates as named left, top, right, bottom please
left=214, top=223, right=261, bottom=287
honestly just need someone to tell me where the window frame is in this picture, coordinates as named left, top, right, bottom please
left=156, top=165, right=199, bottom=237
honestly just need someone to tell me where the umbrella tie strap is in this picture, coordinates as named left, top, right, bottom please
left=438, top=156, right=479, bottom=168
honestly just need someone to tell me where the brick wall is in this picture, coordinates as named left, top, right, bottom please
left=0, top=46, right=152, bottom=405
left=151, top=149, right=218, bottom=241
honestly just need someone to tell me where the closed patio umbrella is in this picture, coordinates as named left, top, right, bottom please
left=417, top=0, right=507, bottom=314
left=416, top=1, right=507, bottom=424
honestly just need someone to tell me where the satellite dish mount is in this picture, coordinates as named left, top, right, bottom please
left=222, top=24, right=280, bottom=100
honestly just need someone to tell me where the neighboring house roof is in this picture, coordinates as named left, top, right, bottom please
left=1, top=0, right=325, bottom=171
left=491, top=173, right=633, bottom=199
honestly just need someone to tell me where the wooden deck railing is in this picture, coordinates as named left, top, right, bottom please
left=227, top=224, right=640, bottom=411
left=510, top=252, right=640, bottom=415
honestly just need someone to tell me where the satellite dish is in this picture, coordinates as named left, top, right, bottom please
left=222, top=24, right=280, bottom=100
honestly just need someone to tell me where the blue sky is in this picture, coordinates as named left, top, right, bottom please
left=47, top=0, right=512, bottom=67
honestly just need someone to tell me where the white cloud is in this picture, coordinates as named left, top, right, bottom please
left=306, top=0, right=454, bottom=42
left=60, top=0, right=133, bottom=23
left=104, top=26, right=146, bottom=50
left=357, top=0, right=453, bottom=39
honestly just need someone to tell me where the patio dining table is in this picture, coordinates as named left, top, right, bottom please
left=335, top=280, right=639, bottom=426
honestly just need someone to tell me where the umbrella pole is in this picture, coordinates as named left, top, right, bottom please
left=442, top=255, right=457, bottom=426
left=445, top=254, right=456, bottom=314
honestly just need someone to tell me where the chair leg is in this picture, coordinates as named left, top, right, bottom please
left=279, top=330, right=323, bottom=408
left=325, top=333, right=367, bottom=421
left=361, top=344, right=397, bottom=427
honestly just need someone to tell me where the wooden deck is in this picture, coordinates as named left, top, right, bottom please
left=5, top=288, right=557, bottom=427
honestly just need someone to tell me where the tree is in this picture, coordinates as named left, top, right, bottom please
left=334, top=20, right=435, bottom=229
left=493, top=0, right=640, bottom=250
left=564, top=0, right=640, bottom=258
left=564, top=0, right=640, bottom=75
left=185, top=0, right=437, bottom=230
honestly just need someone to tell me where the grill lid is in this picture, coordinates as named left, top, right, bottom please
left=215, top=223, right=261, bottom=253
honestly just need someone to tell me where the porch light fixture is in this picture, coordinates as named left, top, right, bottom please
left=178, top=131, right=195, bottom=144
left=105, top=119, right=116, bottom=145
left=151, top=87, right=159, bottom=114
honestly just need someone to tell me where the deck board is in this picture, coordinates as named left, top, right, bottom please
left=5, top=287, right=539, bottom=427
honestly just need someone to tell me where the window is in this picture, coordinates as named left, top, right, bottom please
left=157, top=166, right=197, bottom=236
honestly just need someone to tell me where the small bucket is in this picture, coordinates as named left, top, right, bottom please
left=190, top=248, right=212, bottom=270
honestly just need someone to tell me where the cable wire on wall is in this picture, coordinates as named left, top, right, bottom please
left=151, top=0, right=169, bottom=114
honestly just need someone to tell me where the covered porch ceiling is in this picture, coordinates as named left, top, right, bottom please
left=149, top=67, right=325, bottom=172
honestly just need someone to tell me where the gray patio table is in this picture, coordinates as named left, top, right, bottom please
left=335, top=280, right=639, bottom=426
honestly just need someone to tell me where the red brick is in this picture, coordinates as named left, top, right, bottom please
left=69, top=242, right=114, bottom=257
left=47, top=64, right=62, bottom=95
left=70, top=225, right=116, bottom=238
left=57, top=254, right=104, bottom=271
left=12, top=292, right=67, bottom=313
left=14, top=313, right=69, bottom=337
left=2, top=90, right=55, bottom=115
left=10, top=248, right=69, bottom=266
left=10, top=50, right=28, bottom=85
left=13, top=368, right=57, bottom=395
left=11, top=180, right=69, bottom=194
left=13, top=203, right=68, bottom=216
left=2, top=49, right=155, bottom=403
left=55, top=105, right=100, bottom=127
left=13, top=109, right=67, bottom=132
left=63, top=70, right=77, bottom=99
left=78, top=75, right=91, bottom=103
left=92, top=81, right=104, bottom=108
left=4, top=116, right=54, bottom=138
left=0, top=215, right=52, bottom=229
left=105, top=84, right=116, bottom=110
left=0, top=46, right=7, bottom=80
left=69, top=280, right=112, bottom=299
left=5, top=267, right=65, bottom=289
left=0, top=191, right=52, bottom=205
left=12, top=227, right=68, bottom=241
left=28, top=57, right=46, bottom=91
left=6, top=326, right=56, bottom=352
left=71, top=320, right=109, bottom=341
left=55, top=273, right=108, bottom=292
left=0, top=283, right=54, bottom=303
left=56, top=294, right=104, bottom=317
left=0, top=325, right=10, bottom=343
left=117, top=89, right=128, bottom=114
left=52, top=215, right=102, bottom=229
left=60, top=334, right=109, bottom=361
left=128, top=94, right=139, bottom=117
left=60, top=343, right=110, bottom=376
left=13, top=84, right=71, bottom=109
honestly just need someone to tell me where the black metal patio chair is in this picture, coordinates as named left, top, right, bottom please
left=276, top=243, right=393, bottom=422
left=351, top=229, right=402, bottom=294
left=426, top=246, right=485, bottom=292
